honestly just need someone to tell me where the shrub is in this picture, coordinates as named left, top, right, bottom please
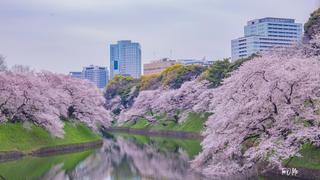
left=140, top=73, right=161, bottom=91
left=160, top=64, right=205, bottom=89
left=105, top=75, right=140, bottom=109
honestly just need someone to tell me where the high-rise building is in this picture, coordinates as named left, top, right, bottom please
left=110, top=40, right=141, bottom=79
left=69, top=65, right=109, bottom=90
left=231, top=17, right=303, bottom=61
left=143, top=58, right=177, bottom=75
left=82, top=65, right=109, bottom=89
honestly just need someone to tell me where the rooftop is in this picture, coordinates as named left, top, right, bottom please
left=247, top=17, right=295, bottom=25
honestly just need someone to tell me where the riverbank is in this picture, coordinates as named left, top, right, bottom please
left=107, top=112, right=209, bottom=140
left=0, top=121, right=102, bottom=161
left=118, top=112, right=210, bottom=134
left=105, top=127, right=201, bottom=139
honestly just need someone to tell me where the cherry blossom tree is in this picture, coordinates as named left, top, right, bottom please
left=118, top=80, right=211, bottom=123
left=0, top=71, right=111, bottom=137
left=0, top=72, right=65, bottom=136
left=192, top=48, right=320, bottom=176
left=39, top=72, right=112, bottom=132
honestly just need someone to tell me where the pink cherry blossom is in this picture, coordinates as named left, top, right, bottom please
left=0, top=71, right=111, bottom=137
left=193, top=41, right=320, bottom=176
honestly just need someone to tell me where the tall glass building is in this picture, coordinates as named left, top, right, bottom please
left=231, top=17, right=303, bottom=61
left=69, top=65, right=109, bottom=90
left=110, top=40, right=141, bottom=79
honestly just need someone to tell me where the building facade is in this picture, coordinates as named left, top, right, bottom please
left=110, top=40, right=141, bottom=79
left=231, top=17, right=303, bottom=61
left=177, top=59, right=214, bottom=66
left=69, top=72, right=83, bottom=79
left=143, top=58, right=177, bottom=75
left=69, top=65, right=109, bottom=90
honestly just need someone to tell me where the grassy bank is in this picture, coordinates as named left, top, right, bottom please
left=120, top=112, right=210, bottom=133
left=0, top=122, right=101, bottom=153
left=285, top=144, right=320, bottom=170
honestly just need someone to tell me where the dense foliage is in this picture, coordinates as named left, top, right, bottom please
left=0, top=70, right=111, bottom=137
left=140, top=64, right=205, bottom=90
left=203, top=54, right=258, bottom=88
left=140, top=73, right=161, bottom=91
left=105, top=75, right=139, bottom=109
left=304, top=8, right=320, bottom=40
left=160, top=64, right=205, bottom=89
left=105, top=65, right=206, bottom=117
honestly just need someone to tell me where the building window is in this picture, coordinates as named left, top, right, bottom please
left=114, top=61, right=118, bottom=70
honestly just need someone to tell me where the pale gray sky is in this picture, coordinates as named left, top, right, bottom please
left=0, top=0, right=319, bottom=73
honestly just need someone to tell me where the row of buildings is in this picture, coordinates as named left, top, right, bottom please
left=70, top=41, right=214, bottom=90
left=70, top=17, right=304, bottom=90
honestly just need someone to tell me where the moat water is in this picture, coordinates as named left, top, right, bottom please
left=0, top=133, right=303, bottom=180
left=0, top=133, right=205, bottom=180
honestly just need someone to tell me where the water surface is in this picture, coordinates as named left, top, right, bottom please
left=0, top=133, right=204, bottom=180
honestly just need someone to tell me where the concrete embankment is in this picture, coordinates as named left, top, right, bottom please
left=104, top=127, right=202, bottom=139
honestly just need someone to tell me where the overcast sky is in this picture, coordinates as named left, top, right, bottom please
left=0, top=0, right=319, bottom=73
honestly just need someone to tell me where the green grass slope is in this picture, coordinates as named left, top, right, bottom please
left=285, top=144, right=320, bottom=170
left=121, top=112, right=210, bottom=133
left=0, top=122, right=101, bottom=152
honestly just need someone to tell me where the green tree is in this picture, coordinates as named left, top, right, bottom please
left=204, top=54, right=259, bottom=88
left=304, top=8, right=320, bottom=40
left=205, top=58, right=230, bottom=88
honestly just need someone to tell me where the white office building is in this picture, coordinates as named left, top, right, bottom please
left=231, top=17, right=303, bottom=61
left=69, top=65, right=109, bottom=90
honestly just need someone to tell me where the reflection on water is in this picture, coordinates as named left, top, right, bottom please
left=0, top=133, right=205, bottom=180
left=70, top=134, right=204, bottom=180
